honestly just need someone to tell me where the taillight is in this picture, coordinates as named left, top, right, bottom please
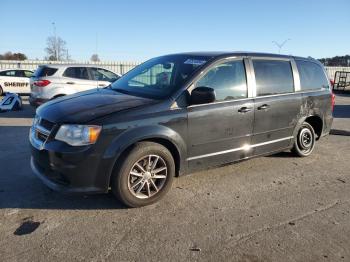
left=331, top=91, right=335, bottom=111
left=33, top=80, right=51, bottom=87
left=330, top=79, right=335, bottom=88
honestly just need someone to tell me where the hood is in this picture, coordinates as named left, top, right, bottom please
left=37, top=88, right=157, bottom=123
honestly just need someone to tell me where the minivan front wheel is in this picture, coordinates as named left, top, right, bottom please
left=292, top=122, right=316, bottom=157
left=111, top=142, right=175, bottom=207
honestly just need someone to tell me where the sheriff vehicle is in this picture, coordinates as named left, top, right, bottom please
left=0, top=69, right=33, bottom=95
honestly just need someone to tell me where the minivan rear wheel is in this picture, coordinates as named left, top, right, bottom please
left=292, top=122, right=316, bottom=157
left=111, top=142, right=175, bottom=207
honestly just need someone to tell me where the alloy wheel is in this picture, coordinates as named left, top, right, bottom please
left=127, top=154, right=168, bottom=199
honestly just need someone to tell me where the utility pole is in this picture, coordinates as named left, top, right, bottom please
left=272, top=39, right=291, bottom=54
left=52, top=22, right=57, bottom=60
left=95, top=32, right=99, bottom=62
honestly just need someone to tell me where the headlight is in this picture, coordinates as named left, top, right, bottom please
left=55, top=125, right=102, bottom=146
left=32, top=115, right=40, bottom=126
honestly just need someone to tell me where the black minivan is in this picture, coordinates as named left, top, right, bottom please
left=30, top=52, right=334, bottom=207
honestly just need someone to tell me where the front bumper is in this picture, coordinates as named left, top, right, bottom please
left=30, top=139, right=113, bottom=194
left=31, top=157, right=103, bottom=193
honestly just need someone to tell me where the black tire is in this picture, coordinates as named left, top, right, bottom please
left=292, top=122, right=316, bottom=157
left=111, top=142, right=175, bottom=207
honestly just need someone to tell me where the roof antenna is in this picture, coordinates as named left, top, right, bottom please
left=272, top=38, right=291, bottom=54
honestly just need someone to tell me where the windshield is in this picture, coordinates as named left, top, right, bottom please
left=110, top=55, right=210, bottom=99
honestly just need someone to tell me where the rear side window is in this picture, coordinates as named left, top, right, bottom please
left=15, top=70, right=25, bottom=77
left=253, top=60, right=294, bottom=96
left=63, top=67, right=89, bottom=80
left=33, top=66, right=58, bottom=77
left=296, top=60, right=329, bottom=90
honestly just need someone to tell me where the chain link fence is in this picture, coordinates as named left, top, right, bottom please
left=0, top=60, right=141, bottom=75
left=1, top=60, right=349, bottom=79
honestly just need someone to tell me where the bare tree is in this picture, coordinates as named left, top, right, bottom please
left=45, top=36, right=68, bottom=61
left=0, top=51, right=27, bottom=60
left=90, top=54, right=100, bottom=62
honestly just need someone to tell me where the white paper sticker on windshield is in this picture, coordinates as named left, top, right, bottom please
left=184, top=59, right=207, bottom=66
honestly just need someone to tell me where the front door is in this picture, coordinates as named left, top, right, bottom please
left=187, top=58, right=254, bottom=170
left=13, top=70, right=30, bottom=93
left=250, top=58, right=301, bottom=155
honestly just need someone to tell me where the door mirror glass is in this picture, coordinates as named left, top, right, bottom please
left=190, top=86, right=216, bottom=105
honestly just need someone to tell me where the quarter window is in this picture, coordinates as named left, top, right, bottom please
left=63, top=67, right=89, bottom=80
left=253, top=60, right=294, bottom=96
left=194, top=60, right=247, bottom=102
left=296, top=60, right=329, bottom=90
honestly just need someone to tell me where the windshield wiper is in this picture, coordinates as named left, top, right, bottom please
left=110, top=88, right=132, bottom=95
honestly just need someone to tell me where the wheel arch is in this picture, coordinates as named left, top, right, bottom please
left=103, top=125, right=187, bottom=188
left=304, top=115, right=323, bottom=139
left=52, top=94, right=66, bottom=99
left=293, top=114, right=323, bottom=140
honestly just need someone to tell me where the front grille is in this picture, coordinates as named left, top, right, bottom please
left=36, top=130, right=49, bottom=142
left=40, top=119, right=55, bottom=131
left=30, top=116, right=57, bottom=150
left=34, top=117, right=55, bottom=143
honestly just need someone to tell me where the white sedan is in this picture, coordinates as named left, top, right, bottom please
left=0, top=69, right=33, bottom=95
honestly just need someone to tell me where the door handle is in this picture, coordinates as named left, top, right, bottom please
left=238, top=106, right=252, bottom=113
left=98, top=84, right=105, bottom=87
left=66, top=81, right=75, bottom=84
left=257, top=104, right=270, bottom=110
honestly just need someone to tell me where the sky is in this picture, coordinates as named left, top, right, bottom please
left=1, top=0, right=349, bottom=61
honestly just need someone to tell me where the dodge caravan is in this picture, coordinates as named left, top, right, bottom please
left=30, top=52, right=334, bottom=207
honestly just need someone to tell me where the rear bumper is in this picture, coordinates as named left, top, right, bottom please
left=321, top=114, right=333, bottom=137
left=29, top=96, right=49, bottom=107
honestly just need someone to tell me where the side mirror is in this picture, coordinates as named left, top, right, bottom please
left=190, top=86, right=216, bottom=105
